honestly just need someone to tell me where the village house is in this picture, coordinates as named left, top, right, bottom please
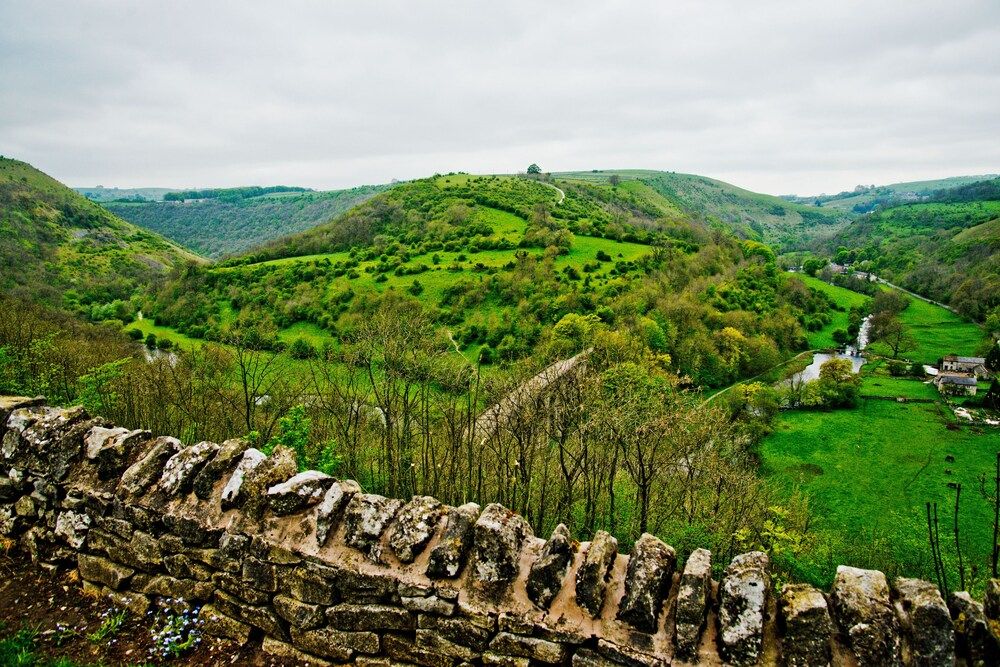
left=934, top=371, right=978, bottom=396
left=940, top=355, right=987, bottom=377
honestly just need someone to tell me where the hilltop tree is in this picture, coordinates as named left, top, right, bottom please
left=527, top=163, right=541, bottom=175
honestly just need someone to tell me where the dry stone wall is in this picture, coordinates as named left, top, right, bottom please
left=1, top=395, right=999, bottom=666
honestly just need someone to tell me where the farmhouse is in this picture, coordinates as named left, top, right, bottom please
left=934, top=371, right=978, bottom=396
left=940, top=355, right=987, bottom=377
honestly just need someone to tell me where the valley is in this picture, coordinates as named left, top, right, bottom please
left=2, top=158, right=998, bottom=601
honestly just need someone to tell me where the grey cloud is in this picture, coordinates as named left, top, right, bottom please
left=1, top=0, right=997, bottom=195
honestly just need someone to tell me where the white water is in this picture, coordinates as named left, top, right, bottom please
left=789, top=315, right=871, bottom=384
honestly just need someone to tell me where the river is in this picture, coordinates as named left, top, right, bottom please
left=789, top=315, right=872, bottom=384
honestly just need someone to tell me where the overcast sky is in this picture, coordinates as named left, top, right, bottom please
left=1, top=1, right=998, bottom=195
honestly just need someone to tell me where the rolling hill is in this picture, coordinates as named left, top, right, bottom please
left=782, top=174, right=998, bottom=214
left=0, top=157, right=201, bottom=320
left=75, top=186, right=178, bottom=202
left=145, top=172, right=846, bottom=388
left=811, top=176, right=1000, bottom=321
left=102, top=184, right=392, bottom=258
left=555, top=169, right=850, bottom=250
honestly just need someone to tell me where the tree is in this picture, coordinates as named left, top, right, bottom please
left=527, top=163, right=541, bottom=174
left=869, top=312, right=915, bottom=359
left=985, top=379, right=1000, bottom=411
left=986, top=341, right=1000, bottom=374
left=608, top=175, right=620, bottom=187
left=816, top=357, right=861, bottom=408
left=144, top=333, right=157, bottom=349
left=871, top=289, right=911, bottom=316
left=802, top=257, right=826, bottom=277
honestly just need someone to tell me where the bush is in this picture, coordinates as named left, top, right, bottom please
left=478, top=345, right=494, bottom=365
left=156, top=337, right=173, bottom=351
left=887, top=360, right=908, bottom=377
left=126, top=328, right=144, bottom=341
left=289, top=337, right=317, bottom=360
left=596, top=250, right=612, bottom=262
left=145, top=333, right=157, bottom=349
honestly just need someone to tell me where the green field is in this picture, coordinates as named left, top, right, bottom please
left=762, top=375, right=1000, bottom=593
left=789, top=274, right=983, bottom=362
left=890, top=297, right=984, bottom=365
left=790, top=274, right=869, bottom=349
left=242, top=209, right=651, bottom=305
left=125, top=317, right=206, bottom=350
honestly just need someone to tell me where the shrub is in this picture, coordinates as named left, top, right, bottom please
left=126, top=328, right=144, bottom=341
left=887, top=360, right=908, bottom=377
left=144, top=332, right=157, bottom=349
left=478, top=345, right=494, bottom=365
left=289, top=337, right=317, bottom=360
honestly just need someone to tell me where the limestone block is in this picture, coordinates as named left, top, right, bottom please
left=426, top=502, right=479, bottom=579
left=893, top=577, right=954, bottom=666
left=473, top=503, right=533, bottom=593
left=159, top=441, right=219, bottom=496
left=193, top=437, right=246, bottom=500
left=831, top=565, right=901, bottom=666
left=673, top=547, right=711, bottom=660
left=575, top=530, right=617, bottom=618
left=273, top=594, right=325, bottom=630
left=200, top=603, right=252, bottom=643
left=220, top=447, right=266, bottom=508
left=388, top=495, right=443, bottom=563
left=489, top=632, right=567, bottom=664
left=719, top=551, right=770, bottom=666
left=527, top=523, right=575, bottom=610
left=616, top=532, right=674, bottom=633
left=77, top=553, right=134, bottom=590
left=118, top=436, right=181, bottom=497
left=315, top=479, right=361, bottom=546
left=292, top=626, right=380, bottom=661
left=326, top=603, right=414, bottom=631
left=779, top=583, right=833, bottom=666
left=949, top=591, right=1000, bottom=665
left=266, top=470, right=333, bottom=516
left=342, top=492, right=403, bottom=562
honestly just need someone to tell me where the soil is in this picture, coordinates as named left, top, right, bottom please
left=0, top=550, right=317, bottom=666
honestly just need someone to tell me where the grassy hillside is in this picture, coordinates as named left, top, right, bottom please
left=145, top=173, right=849, bottom=388
left=783, top=174, right=999, bottom=214
left=762, top=367, right=1000, bottom=593
left=555, top=170, right=849, bottom=250
left=104, top=184, right=391, bottom=258
left=0, top=157, right=200, bottom=321
left=817, top=178, right=1000, bottom=321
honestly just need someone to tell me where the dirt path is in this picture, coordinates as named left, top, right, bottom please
left=474, top=349, right=588, bottom=436
left=446, top=330, right=463, bottom=355
left=539, top=181, right=565, bottom=205
left=699, top=349, right=819, bottom=407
